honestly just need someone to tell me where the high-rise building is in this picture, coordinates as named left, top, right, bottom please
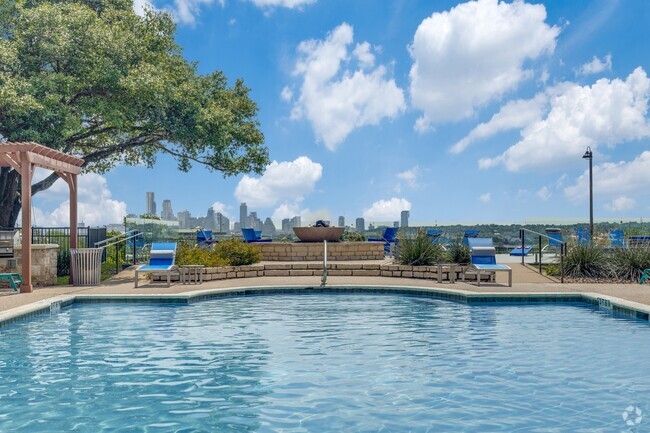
left=233, top=222, right=241, bottom=232
left=393, top=221, right=399, bottom=228
left=249, top=211, right=262, bottom=231
left=146, top=192, right=156, bottom=216
left=401, top=210, right=410, bottom=228
left=205, top=207, right=216, bottom=229
left=216, top=213, right=230, bottom=233
left=338, top=216, right=345, bottom=227
left=355, top=217, right=365, bottom=232
left=262, top=218, right=276, bottom=237
left=177, top=210, right=191, bottom=229
left=281, top=218, right=291, bottom=233
left=290, top=216, right=301, bottom=228
left=161, top=199, right=175, bottom=220
left=239, top=203, right=248, bottom=228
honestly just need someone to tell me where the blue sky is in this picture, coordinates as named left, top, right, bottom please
left=33, top=0, right=650, bottom=227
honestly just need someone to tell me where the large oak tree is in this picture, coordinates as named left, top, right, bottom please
left=0, top=0, right=268, bottom=227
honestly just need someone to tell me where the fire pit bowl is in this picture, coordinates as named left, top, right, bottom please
left=292, top=227, right=344, bottom=242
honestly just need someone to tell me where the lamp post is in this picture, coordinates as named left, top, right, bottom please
left=582, top=146, right=594, bottom=239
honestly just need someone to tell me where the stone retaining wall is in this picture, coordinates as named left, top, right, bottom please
left=0, top=244, right=58, bottom=287
left=256, top=242, right=384, bottom=261
left=153, top=263, right=493, bottom=283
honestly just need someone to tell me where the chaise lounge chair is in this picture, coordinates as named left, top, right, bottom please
left=134, top=242, right=178, bottom=288
left=464, top=243, right=512, bottom=287
left=609, top=229, right=625, bottom=248
left=197, top=229, right=215, bottom=247
left=576, top=227, right=590, bottom=246
left=368, top=227, right=399, bottom=255
left=242, top=228, right=272, bottom=243
left=462, top=229, right=480, bottom=245
left=0, top=273, right=21, bottom=292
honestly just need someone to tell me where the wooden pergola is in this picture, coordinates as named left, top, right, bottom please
left=0, top=142, right=84, bottom=293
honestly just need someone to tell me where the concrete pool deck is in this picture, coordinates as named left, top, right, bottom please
left=2, top=261, right=650, bottom=322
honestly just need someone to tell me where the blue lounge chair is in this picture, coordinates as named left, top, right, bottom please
left=197, top=229, right=214, bottom=247
left=134, top=242, right=178, bottom=287
left=510, top=246, right=533, bottom=256
left=542, top=228, right=563, bottom=252
left=368, top=227, right=399, bottom=255
left=610, top=229, right=625, bottom=248
left=427, top=229, right=443, bottom=243
left=464, top=245, right=512, bottom=287
left=0, top=273, right=21, bottom=292
left=467, top=238, right=493, bottom=248
left=577, top=227, right=590, bottom=246
left=242, top=228, right=271, bottom=243
left=462, top=229, right=480, bottom=245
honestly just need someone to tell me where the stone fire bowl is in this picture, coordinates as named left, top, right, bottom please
left=292, top=227, right=344, bottom=242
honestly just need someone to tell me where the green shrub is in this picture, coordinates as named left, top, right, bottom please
left=214, top=238, right=261, bottom=266
left=611, top=247, right=650, bottom=281
left=564, top=245, right=613, bottom=279
left=57, top=250, right=70, bottom=277
left=447, top=242, right=470, bottom=265
left=176, top=243, right=229, bottom=267
left=396, top=229, right=446, bottom=266
left=340, top=231, right=366, bottom=242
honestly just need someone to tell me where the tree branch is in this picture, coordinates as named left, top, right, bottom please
left=31, top=171, right=61, bottom=196
left=154, top=143, right=226, bottom=171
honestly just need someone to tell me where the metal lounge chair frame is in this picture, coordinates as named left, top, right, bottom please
left=463, top=245, right=512, bottom=287
left=134, top=242, right=178, bottom=288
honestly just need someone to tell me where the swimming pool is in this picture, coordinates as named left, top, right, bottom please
left=1, top=292, right=649, bottom=432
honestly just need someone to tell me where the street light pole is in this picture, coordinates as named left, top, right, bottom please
left=583, top=147, right=594, bottom=238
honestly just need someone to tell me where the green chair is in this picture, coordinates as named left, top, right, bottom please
left=0, top=273, right=22, bottom=292
left=639, top=269, right=650, bottom=284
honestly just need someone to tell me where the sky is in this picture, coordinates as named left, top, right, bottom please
left=31, top=0, right=650, bottom=227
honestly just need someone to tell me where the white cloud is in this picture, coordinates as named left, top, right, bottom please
left=577, top=54, right=612, bottom=75
left=555, top=173, right=568, bottom=188
left=211, top=201, right=231, bottom=218
left=135, top=0, right=225, bottom=26
left=234, top=156, right=323, bottom=208
left=606, top=196, right=636, bottom=212
left=280, top=86, right=293, bottom=102
left=479, top=193, right=491, bottom=203
left=395, top=166, right=420, bottom=192
left=565, top=151, right=650, bottom=203
left=32, top=173, right=127, bottom=226
left=272, top=202, right=306, bottom=221
left=290, top=23, right=406, bottom=150
left=362, top=198, right=411, bottom=221
left=536, top=186, right=551, bottom=201
left=409, top=0, right=559, bottom=125
left=248, top=0, right=316, bottom=9
left=480, top=68, right=650, bottom=171
left=451, top=93, right=547, bottom=153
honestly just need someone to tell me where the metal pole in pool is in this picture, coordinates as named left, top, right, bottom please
left=321, top=240, right=328, bottom=287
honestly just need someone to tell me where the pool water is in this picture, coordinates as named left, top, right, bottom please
left=1, top=293, right=649, bottom=432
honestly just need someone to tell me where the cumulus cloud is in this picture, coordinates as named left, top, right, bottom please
left=290, top=23, right=406, bottom=150
left=134, top=0, right=225, bottom=26
left=31, top=172, right=127, bottom=226
left=211, top=201, right=231, bottom=217
left=606, top=196, right=636, bottom=212
left=536, top=186, right=551, bottom=201
left=409, top=0, right=559, bottom=128
left=565, top=151, right=650, bottom=203
left=362, top=198, right=411, bottom=221
left=249, top=0, right=316, bottom=9
left=395, top=166, right=421, bottom=193
left=479, top=193, right=491, bottom=203
left=234, top=156, right=323, bottom=208
left=480, top=68, right=650, bottom=171
left=451, top=93, right=548, bottom=153
left=576, top=54, right=612, bottom=76
left=280, top=86, right=293, bottom=102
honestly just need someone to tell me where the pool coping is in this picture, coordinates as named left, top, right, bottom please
left=1, top=284, right=649, bottom=327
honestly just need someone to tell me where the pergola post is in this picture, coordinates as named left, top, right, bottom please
left=20, top=153, right=33, bottom=293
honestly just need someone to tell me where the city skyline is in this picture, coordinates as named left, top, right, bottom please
left=27, top=0, right=650, bottom=227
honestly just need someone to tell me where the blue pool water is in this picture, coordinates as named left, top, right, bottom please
left=1, top=293, right=649, bottom=432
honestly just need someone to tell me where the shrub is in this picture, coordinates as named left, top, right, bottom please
left=340, top=231, right=366, bottom=242
left=57, top=250, right=70, bottom=277
left=396, top=228, right=446, bottom=266
left=447, top=242, right=470, bottom=265
left=564, top=245, right=613, bottom=279
left=176, top=243, right=229, bottom=267
left=611, top=246, right=650, bottom=282
left=214, top=238, right=261, bottom=266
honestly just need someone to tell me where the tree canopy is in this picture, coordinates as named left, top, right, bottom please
left=0, top=0, right=268, bottom=226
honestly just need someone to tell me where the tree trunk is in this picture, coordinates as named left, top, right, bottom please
left=0, top=168, right=22, bottom=228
